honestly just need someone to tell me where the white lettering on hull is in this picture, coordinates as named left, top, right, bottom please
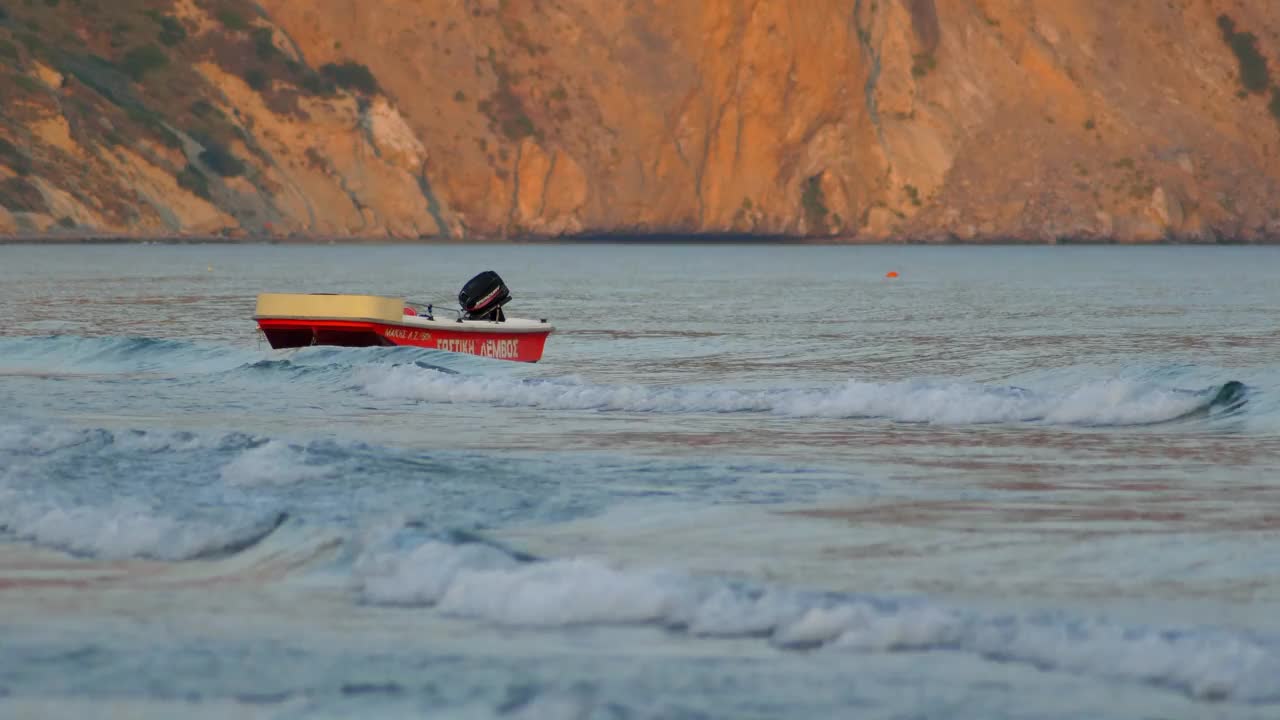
left=436, top=338, right=475, bottom=355
left=435, top=337, right=519, bottom=359
left=383, top=327, right=432, bottom=342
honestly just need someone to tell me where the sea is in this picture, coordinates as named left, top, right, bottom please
left=1, top=242, right=1278, bottom=719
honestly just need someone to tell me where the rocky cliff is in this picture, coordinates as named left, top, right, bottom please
left=2, top=0, right=1279, bottom=241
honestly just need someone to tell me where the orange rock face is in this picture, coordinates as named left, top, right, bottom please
left=2, top=0, right=1280, bottom=241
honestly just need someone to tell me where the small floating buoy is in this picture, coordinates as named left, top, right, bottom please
left=885, top=271, right=899, bottom=278
left=207, top=265, right=214, bottom=272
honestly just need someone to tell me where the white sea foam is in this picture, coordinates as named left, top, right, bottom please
left=353, top=540, right=1280, bottom=703
left=1039, top=379, right=1210, bottom=425
left=220, top=440, right=336, bottom=486
left=358, top=366, right=1216, bottom=426
left=356, top=541, right=520, bottom=606
left=0, top=490, right=281, bottom=561
left=0, top=423, right=100, bottom=453
left=0, top=423, right=206, bottom=454
left=110, top=429, right=205, bottom=453
left=436, top=558, right=691, bottom=627
left=356, top=541, right=695, bottom=626
left=685, top=586, right=808, bottom=637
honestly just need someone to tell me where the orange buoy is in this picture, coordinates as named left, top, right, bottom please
left=885, top=271, right=899, bottom=278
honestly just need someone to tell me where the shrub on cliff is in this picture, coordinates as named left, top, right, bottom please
left=177, top=164, right=212, bottom=200
left=1218, top=15, right=1270, bottom=94
left=0, top=177, right=47, bottom=213
left=478, top=62, right=537, bottom=141
left=320, top=61, right=379, bottom=95
left=121, top=44, right=168, bottom=82
left=252, top=27, right=278, bottom=60
left=801, top=175, right=828, bottom=232
left=244, top=67, right=268, bottom=91
left=217, top=10, right=249, bottom=32
left=0, top=138, right=32, bottom=176
left=497, top=104, right=535, bottom=140
left=14, top=75, right=41, bottom=94
left=904, top=185, right=923, bottom=206
left=911, top=53, right=936, bottom=79
left=298, top=71, right=333, bottom=96
left=156, top=15, right=187, bottom=47
left=198, top=141, right=245, bottom=178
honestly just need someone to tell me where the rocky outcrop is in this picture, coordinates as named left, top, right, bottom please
left=1, top=0, right=1279, bottom=241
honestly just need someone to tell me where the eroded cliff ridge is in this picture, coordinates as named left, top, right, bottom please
left=2, top=0, right=1279, bottom=241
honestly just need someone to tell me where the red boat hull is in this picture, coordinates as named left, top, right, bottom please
left=256, top=318, right=551, bottom=363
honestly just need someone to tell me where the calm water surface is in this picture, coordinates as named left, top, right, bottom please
left=1, top=244, right=1279, bottom=719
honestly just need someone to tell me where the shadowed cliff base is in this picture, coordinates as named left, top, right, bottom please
left=516, top=232, right=825, bottom=245
left=4, top=232, right=1280, bottom=246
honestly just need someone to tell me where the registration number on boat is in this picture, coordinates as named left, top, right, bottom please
left=384, top=328, right=432, bottom=341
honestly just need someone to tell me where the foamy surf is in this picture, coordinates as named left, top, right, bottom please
left=220, top=440, right=339, bottom=486
left=0, top=336, right=1259, bottom=428
left=0, top=489, right=287, bottom=561
left=353, top=537, right=1280, bottom=704
left=358, top=365, right=1245, bottom=427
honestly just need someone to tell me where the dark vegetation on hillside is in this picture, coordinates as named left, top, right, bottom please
left=320, top=61, right=380, bottom=95
left=0, top=138, right=32, bottom=176
left=801, top=175, right=828, bottom=234
left=0, top=0, right=382, bottom=217
left=478, top=56, right=537, bottom=142
left=1219, top=15, right=1271, bottom=94
left=1217, top=14, right=1280, bottom=127
left=0, top=177, right=48, bottom=213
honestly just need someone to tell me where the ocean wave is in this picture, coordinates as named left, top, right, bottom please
left=0, top=423, right=113, bottom=454
left=0, top=488, right=287, bottom=561
left=0, top=423, right=305, bottom=558
left=0, top=422, right=356, bottom=487
left=0, top=421, right=662, bottom=545
left=220, top=440, right=339, bottom=486
left=0, top=336, right=1258, bottom=429
left=0, top=422, right=258, bottom=457
left=354, top=539, right=1280, bottom=704
left=0, top=335, right=260, bottom=376
left=0, top=335, right=474, bottom=383
left=358, top=366, right=1244, bottom=427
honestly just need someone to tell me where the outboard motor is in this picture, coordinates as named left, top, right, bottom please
left=458, top=270, right=511, bottom=321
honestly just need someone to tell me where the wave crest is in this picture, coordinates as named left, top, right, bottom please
left=359, top=366, right=1239, bottom=427
left=353, top=539, right=1280, bottom=704
left=0, top=489, right=287, bottom=561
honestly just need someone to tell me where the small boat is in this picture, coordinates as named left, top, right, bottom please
left=253, top=271, right=553, bottom=362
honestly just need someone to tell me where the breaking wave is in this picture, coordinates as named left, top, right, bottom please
left=0, top=335, right=1263, bottom=428
left=219, top=440, right=340, bottom=486
left=0, top=422, right=316, bottom=559
left=0, top=420, right=829, bottom=558
left=1, top=411, right=1276, bottom=705
left=359, top=366, right=1247, bottom=427
left=0, top=488, right=287, bottom=561
left=353, top=536, right=1280, bottom=705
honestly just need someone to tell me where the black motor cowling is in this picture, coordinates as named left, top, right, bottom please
left=459, top=270, right=511, bottom=321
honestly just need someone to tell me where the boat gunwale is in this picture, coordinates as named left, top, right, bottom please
left=253, top=314, right=554, bottom=334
